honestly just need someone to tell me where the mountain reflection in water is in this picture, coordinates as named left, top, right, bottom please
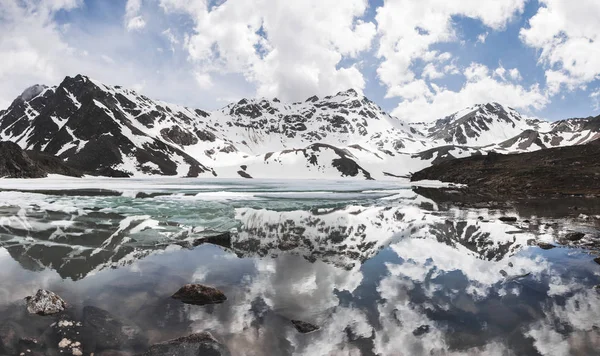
left=0, top=178, right=599, bottom=355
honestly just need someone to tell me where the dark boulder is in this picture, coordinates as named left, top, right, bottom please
left=565, top=232, right=585, bottom=242
left=498, top=216, right=518, bottom=222
left=172, top=284, right=227, bottom=306
left=412, top=325, right=431, bottom=336
left=291, top=320, right=320, bottom=334
left=237, top=170, right=253, bottom=179
left=537, top=242, right=556, bottom=250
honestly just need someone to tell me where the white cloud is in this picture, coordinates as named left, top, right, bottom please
left=194, top=71, right=213, bottom=89
left=520, top=0, right=600, bottom=95
left=375, top=0, right=528, bottom=121
left=126, top=16, right=146, bottom=31
left=465, top=62, right=490, bottom=82
left=494, top=65, right=507, bottom=80
left=159, top=0, right=376, bottom=102
left=100, top=54, right=115, bottom=64
left=509, top=68, right=523, bottom=81
left=477, top=31, right=489, bottom=44
left=0, top=0, right=81, bottom=108
left=392, top=63, right=549, bottom=122
left=375, top=0, right=526, bottom=90
left=591, top=89, right=600, bottom=110
left=494, top=65, right=523, bottom=82
left=422, top=63, right=444, bottom=80
left=161, top=28, right=179, bottom=52
left=0, top=0, right=255, bottom=113
left=125, top=0, right=146, bottom=31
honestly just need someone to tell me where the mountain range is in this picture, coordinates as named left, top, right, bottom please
left=1, top=74, right=598, bottom=179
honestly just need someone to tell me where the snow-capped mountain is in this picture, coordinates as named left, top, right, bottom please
left=0, top=74, right=598, bottom=179
left=423, top=102, right=551, bottom=147
left=497, top=115, right=600, bottom=152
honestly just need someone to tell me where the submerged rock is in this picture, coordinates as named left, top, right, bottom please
left=25, top=289, right=67, bottom=316
left=594, top=257, right=600, bottom=265
left=291, top=320, right=320, bottom=334
left=172, top=284, right=227, bottom=306
left=0, top=321, right=24, bottom=355
left=413, top=325, right=431, bottom=336
left=138, top=332, right=230, bottom=356
left=82, top=306, right=147, bottom=352
left=44, top=315, right=84, bottom=356
left=18, top=337, right=45, bottom=356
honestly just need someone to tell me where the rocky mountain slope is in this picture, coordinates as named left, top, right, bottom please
left=0, top=74, right=598, bottom=179
left=0, top=141, right=81, bottom=178
left=411, top=139, right=600, bottom=198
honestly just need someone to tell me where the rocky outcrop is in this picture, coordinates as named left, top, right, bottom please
left=0, top=142, right=81, bottom=178
left=411, top=140, right=600, bottom=198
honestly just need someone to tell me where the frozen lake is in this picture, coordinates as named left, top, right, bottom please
left=0, top=177, right=599, bottom=355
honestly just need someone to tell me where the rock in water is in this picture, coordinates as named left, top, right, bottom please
left=537, top=242, right=556, bottom=250
left=0, top=321, right=24, bottom=355
left=25, top=289, right=67, bottom=316
left=565, top=232, right=585, bottom=241
left=139, top=332, right=230, bottom=356
left=82, top=306, right=147, bottom=352
left=291, top=320, right=320, bottom=334
left=171, top=284, right=227, bottom=306
left=498, top=216, right=518, bottom=222
left=413, top=325, right=431, bottom=336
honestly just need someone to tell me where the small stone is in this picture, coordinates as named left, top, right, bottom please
left=291, top=320, right=320, bottom=334
left=25, top=289, right=66, bottom=316
left=508, top=262, right=514, bottom=268
left=413, top=325, right=431, bottom=336
left=499, top=270, right=508, bottom=277
left=58, top=338, right=72, bottom=348
left=172, top=284, right=227, bottom=305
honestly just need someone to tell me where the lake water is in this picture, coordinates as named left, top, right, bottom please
left=0, top=178, right=599, bottom=355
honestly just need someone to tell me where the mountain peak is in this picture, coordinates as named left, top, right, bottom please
left=335, top=88, right=359, bottom=97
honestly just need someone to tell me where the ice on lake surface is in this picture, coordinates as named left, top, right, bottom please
left=0, top=177, right=599, bottom=355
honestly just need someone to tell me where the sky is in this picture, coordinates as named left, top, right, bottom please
left=0, top=0, right=599, bottom=122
